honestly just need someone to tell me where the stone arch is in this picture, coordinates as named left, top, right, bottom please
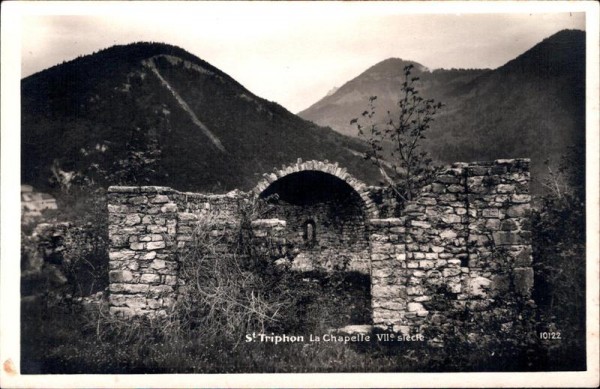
left=253, top=159, right=379, bottom=219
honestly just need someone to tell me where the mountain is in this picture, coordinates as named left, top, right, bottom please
left=298, top=58, right=488, bottom=137
left=299, top=30, right=586, bottom=192
left=21, top=42, right=382, bottom=195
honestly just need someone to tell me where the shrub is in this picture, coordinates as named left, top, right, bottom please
left=173, top=197, right=373, bottom=340
left=174, top=205, right=297, bottom=342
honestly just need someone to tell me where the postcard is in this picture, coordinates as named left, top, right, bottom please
left=1, top=1, right=598, bottom=388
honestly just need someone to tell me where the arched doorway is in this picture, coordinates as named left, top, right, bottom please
left=257, top=166, right=372, bottom=329
left=253, top=160, right=374, bottom=328
left=258, top=170, right=370, bottom=273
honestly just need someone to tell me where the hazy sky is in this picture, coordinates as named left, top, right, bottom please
left=20, top=2, right=586, bottom=113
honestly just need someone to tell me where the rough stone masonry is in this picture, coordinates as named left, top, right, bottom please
left=107, top=158, right=533, bottom=335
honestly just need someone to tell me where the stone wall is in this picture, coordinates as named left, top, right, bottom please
left=466, top=160, right=533, bottom=300
left=107, top=186, right=244, bottom=317
left=250, top=219, right=288, bottom=261
left=107, top=158, right=533, bottom=335
left=368, top=159, right=533, bottom=335
left=369, top=218, right=409, bottom=330
left=265, top=198, right=370, bottom=273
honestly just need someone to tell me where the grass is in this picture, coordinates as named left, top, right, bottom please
left=19, top=298, right=425, bottom=374
left=20, top=295, right=585, bottom=374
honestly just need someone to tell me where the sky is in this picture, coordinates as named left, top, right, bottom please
left=19, top=2, right=586, bottom=113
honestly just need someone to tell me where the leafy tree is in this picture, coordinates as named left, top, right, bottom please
left=351, top=64, right=443, bottom=201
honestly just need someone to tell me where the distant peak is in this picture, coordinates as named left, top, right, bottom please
left=364, top=58, right=429, bottom=76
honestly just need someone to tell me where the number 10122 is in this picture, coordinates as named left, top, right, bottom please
left=539, top=332, right=561, bottom=339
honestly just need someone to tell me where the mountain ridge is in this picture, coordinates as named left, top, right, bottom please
left=298, top=29, right=586, bottom=193
left=298, top=57, right=488, bottom=137
left=21, top=42, right=382, bottom=195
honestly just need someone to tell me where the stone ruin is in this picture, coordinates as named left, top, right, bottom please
left=107, top=158, right=534, bottom=335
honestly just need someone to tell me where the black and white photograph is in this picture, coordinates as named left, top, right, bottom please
left=1, top=1, right=599, bottom=387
